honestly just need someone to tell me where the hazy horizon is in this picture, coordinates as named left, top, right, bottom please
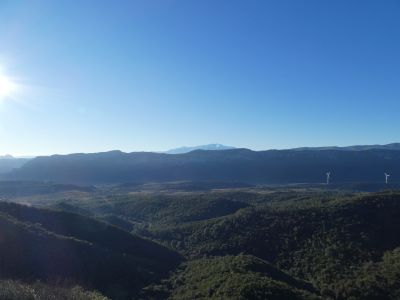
left=2, top=141, right=400, bottom=157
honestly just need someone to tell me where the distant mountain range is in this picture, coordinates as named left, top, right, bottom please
left=164, top=143, right=236, bottom=154
left=165, top=142, right=400, bottom=153
left=291, top=143, right=400, bottom=151
left=2, top=143, right=400, bottom=185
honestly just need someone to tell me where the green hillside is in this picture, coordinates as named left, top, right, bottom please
left=0, top=202, right=182, bottom=300
left=166, top=255, right=319, bottom=300
left=136, top=192, right=400, bottom=299
left=1, top=184, right=400, bottom=299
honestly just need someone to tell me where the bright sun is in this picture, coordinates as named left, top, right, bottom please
left=0, top=74, right=17, bottom=98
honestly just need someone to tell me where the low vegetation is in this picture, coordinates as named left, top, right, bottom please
left=0, top=280, right=108, bottom=300
left=167, top=255, right=319, bottom=300
left=0, top=183, right=399, bottom=299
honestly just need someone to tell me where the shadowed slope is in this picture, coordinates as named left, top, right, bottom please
left=0, top=202, right=182, bottom=299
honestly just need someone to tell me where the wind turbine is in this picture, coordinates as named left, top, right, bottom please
left=385, top=173, right=390, bottom=184
left=326, top=172, right=331, bottom=185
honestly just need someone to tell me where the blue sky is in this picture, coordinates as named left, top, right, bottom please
left=0, top=0, right=399, bottom=156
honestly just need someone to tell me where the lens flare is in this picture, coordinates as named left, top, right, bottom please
left=0, top=73, right=17, bottom=99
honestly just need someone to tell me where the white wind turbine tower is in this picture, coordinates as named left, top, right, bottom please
left=385, top=173, right=390, bottom=184
left=326, top=172, right=331, bottom=185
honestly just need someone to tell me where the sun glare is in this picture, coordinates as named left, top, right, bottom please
left=0, top=73, right=17, bottom=99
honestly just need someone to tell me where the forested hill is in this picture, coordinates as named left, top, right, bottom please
left=0, top=202, right=182, bottom=299
left=2, top=148, right=400, bottom=185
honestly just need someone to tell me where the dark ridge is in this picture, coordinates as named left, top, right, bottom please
left=3, top=148, right=400, bottom=185
left=0, top=202, right=182, bottom=299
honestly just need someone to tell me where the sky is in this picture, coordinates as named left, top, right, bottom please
left=0, top=0, right=400, bottom=156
